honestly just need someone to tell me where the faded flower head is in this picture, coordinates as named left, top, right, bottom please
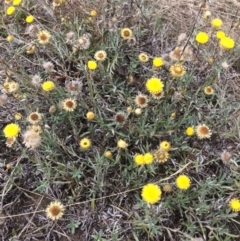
left=27, top=112, right=42, bottom=124
left=120, top=28, right=132, bottom=40
left=32, top=75, right=42, bottom=87
left=94, top=50, right=107, bottom=62
left=195, top=124, right=212, bottom=139
left=65, top=80, right=82, bottom=95
left=170, top=64, right=186, bottom=78
left=62, top=98, right=77, bottom=112
left=37, top=30, right=51, bottom=44
left=25, top=24, right=39, bottom=37
left=134, top=93, right=148, bottom=108
left=117, top=139, right=128, bottom=149
left=154, top=149, right=169, bottom=163
left=46, top=201, right=65, bottom=220
left=43, top=61, right=54, bottom=73
left=115, top=112, right=127, bottom=125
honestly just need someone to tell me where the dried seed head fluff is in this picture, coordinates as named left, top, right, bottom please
left=65, top=31, right=76, bottom=44
left=23, top=129, right=41, bottom=149
left=65, top=80, right=82, bottom=95
left=42, top=61, right=54, bottom=73
left=0, top=94, right=8, bottom=106
left=25, top=24, right=39, bottom=37
left=32, top=75, right=42, bottom=87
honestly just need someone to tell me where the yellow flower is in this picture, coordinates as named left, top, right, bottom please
left=6, top=6, right=15, bottom=15
left=141, top=183, right=162, bottom=204
left=211, top=18, right=223, bottom=29
left=3, top=123, right=20, bottom=138
left=13, top=0, right=21, bottom=5
left=143, top=153, right=153, bottom=164
left=216, top=31, right=225, bottom=39
left=134, top=154, right=144, bottom=165
left=6, top=35, right=14, bottom=42
left=159, top=141, right=171, bottom=152
left=79, top=137, right=91, bottom=150
left=86, top=111, right=95, bottom=120
left=117, top=139, right=128, bottom=149
left=145, top=77, right=164, bottom=94
left=195, top=31, right=209, bottom=44
left=94, top=50, right=107, bottom=62
left=176, top=175, right=191, bottom=190
left=195, top=124, right=212, bottom=139
left=138, top=53, right=149, bottom=63
left=169, top=64, right=186, bottom=78
left=87, top=60, right=97, bottom=70
left=204, top=86, right=214, bottom=95
left=37, top=30, right=51, bottom=44
left=153, top=57, right=164, bottom=68
left=26, top=15, right=34, bottom=23
left=219, top=36, right=235, bottom=50
left=120, top=28, right=132, bottom=40
left=185, top=127, right=194, bottom=136
left=229, top=198, right=240, bottom=212
left=104, top=151, right=112, bottom=158
left=62, top=98, right=77, bottom=112
left=41, top=81, right=55, bottom=91
left=46, top=201, right=65, bottom=220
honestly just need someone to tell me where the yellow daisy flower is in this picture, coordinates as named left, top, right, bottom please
left=79, top=137, right=91, bottom=150
left=86, top=111, right=95, bottom=120
left=26, top=15, right=34, bottom=23
left=219, top=36, right=235, bottom=50
left=185, top=127, right=194, bottom=136
left=229, top=198, right=240, bottom=212
left=141, top=183, right=162, bottom=204
left=143, top=153, right=153, bottom=165
left=153, top=57, right=164, bottom=68
left=211, top=18, right=223, bottom=29
left=6, top=6, right=15, bottom=15
left=145, top=77, right=164, bottom=94
left=195, top=31, right=209, bottom=44
left=159, top=141, right=171, bottom=152
left=3, top=123, right=20, bottom=138
left=41, top=81, right=55, bottom=91
left=87, top=60, right=97, bottom=70
left=134, top=154, right=144, bottom=166
left=176, top=175, right=191, bottom=190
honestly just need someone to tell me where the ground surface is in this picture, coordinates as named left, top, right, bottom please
left=0, top=0, right=240, bottom=240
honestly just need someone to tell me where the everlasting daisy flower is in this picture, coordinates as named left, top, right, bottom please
left=154, top=149, right=169, bottom=163
left=104, top=151, right=112, bottom=158
left=134, top=154, right=144, bottom=166
left=159, top=141, right=171, bottom=152
left=27, top=112, right=41, bottom=124
left=87, top=60, right=97, bottom=70
left=204, top=86, right=214, bottom=95
left=229, top=198, right=240, bottom=212
left=13, top=0, right=21, bottom=5
left=41, top=81, right=55, bottom=91
left=211, top=18, right=223, bottom=29
left=195, top=124, right=212, bottom=139
left=6, top=137, right=16, bottom=148
left=62, top=98, right=77, bottom=112
left=134, top=93, right=148, bottom=108
left=141, top=183, right=161, bottom=204
left=138, top=53, right=149, bottom=63
left=185, top=127, right=195, bottom=136
left=146, top=77, right=164, bottom=94
left=169, top=64, right=186, bottom=78
left=79, top=137, right=91, bottom=150
left=151, top=92, right=164, bottom=100
left=143, top=153, right=153, bottom=165
left=94, top=50, right=107, bottom=62
left=23, top=129, right=41, bottom=149
left=176, top=175, right=191, bottom=190
left=46, top=201, right=65, bottom=220
left=219, top=36, right=235, bottom=50
left=6, top=6, right=15, bottom=15
left=195, top=31, right=209, bottom=44
left=120, top=28, right=132, bottom=40
left=86, top=111, right=95, bottom=120
left=3, top=123, right=20, bottom=138
left=26, top=15, right=34, bottom=23
left=117, top=139, right=128, bottom=149
left=216, top=31, right=225, bottom=39
left=37, top=30, right=51, bottom=44
left=115, top=112, right=127, bottom=125
left=153, top=57, right=164, bottom=68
